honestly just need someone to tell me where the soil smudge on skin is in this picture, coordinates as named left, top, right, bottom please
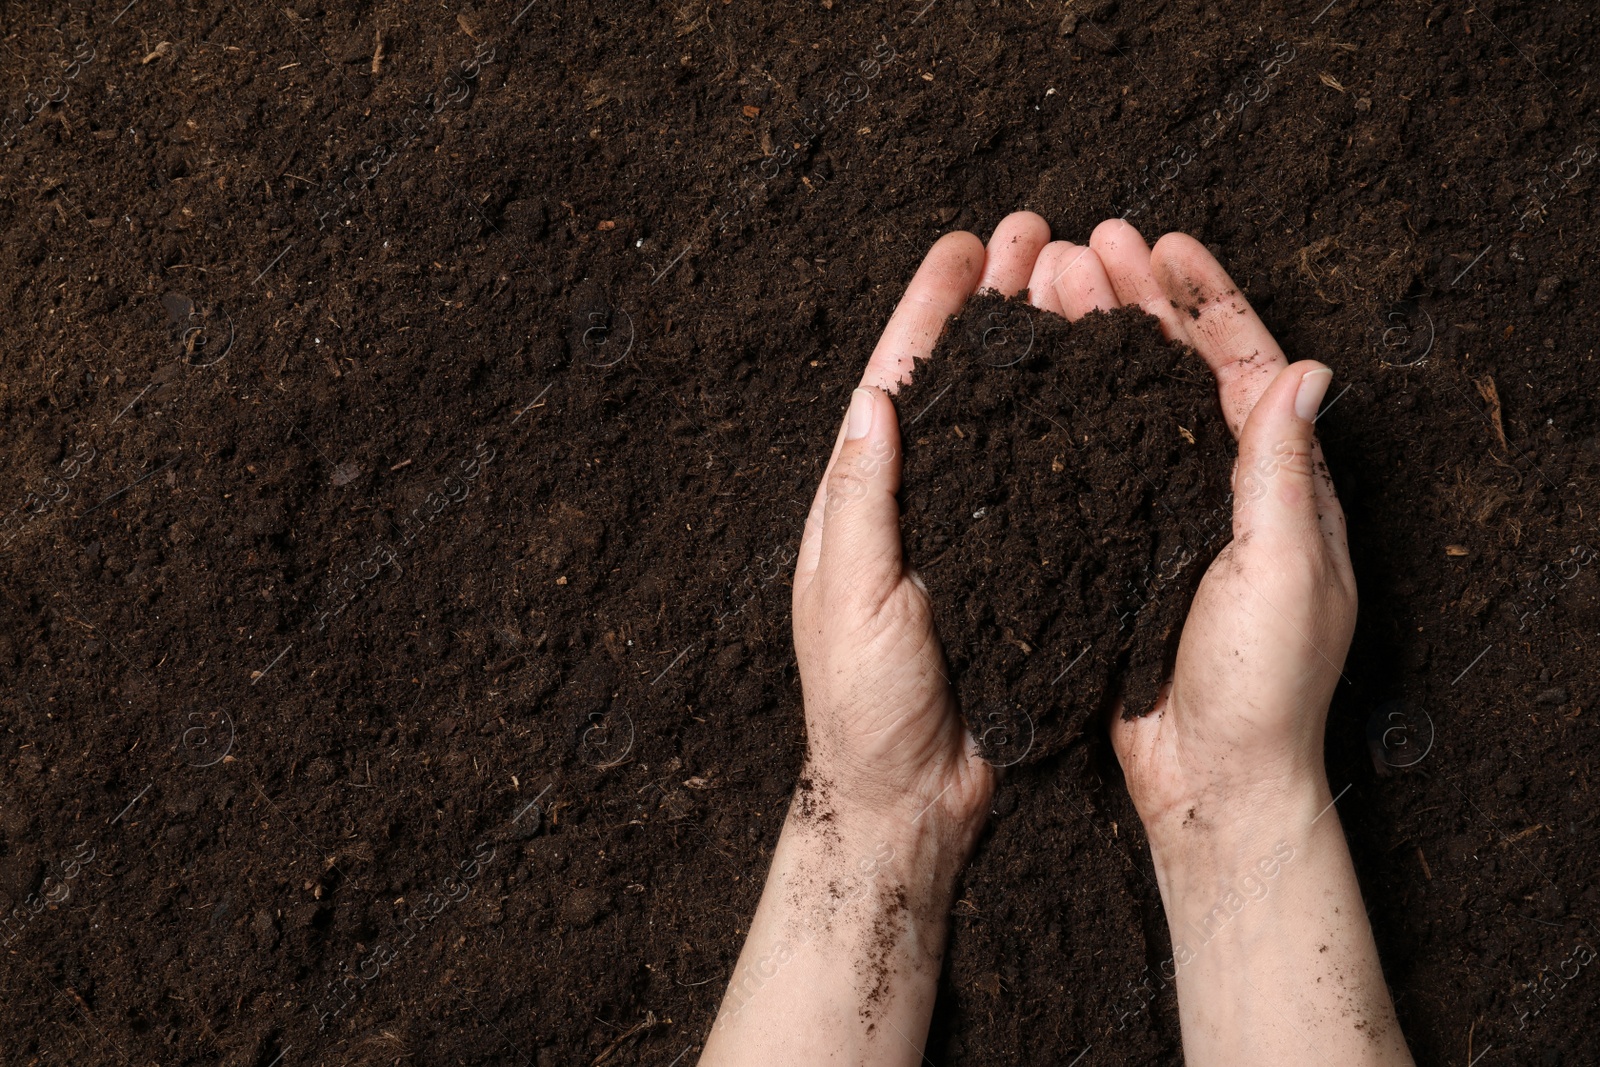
left=857, top=884, right=910, bottom=1033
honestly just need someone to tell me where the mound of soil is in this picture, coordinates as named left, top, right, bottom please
left=899, top=298, right=1232, bottom=761
left=1, top=1, right=1599, bottom=1066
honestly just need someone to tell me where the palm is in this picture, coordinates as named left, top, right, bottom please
left=793, top=574, right=962, bottom=799
left=1114, top=530, right=1354, bottom=828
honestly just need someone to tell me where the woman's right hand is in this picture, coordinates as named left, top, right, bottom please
left=1088, top=225, right=1355, bottom=856
left=996, top=215, right=1356, bottom=837
left=1043, top=221, right=1407, bottom=1065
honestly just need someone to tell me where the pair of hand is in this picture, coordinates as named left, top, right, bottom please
left=792, top=211, right=1355, bottom=857
left=704, top=213, right=1407, bottom=1067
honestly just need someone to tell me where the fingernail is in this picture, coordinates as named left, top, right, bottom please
left=1294, top=367, right=1333, bottom=421
left=846, top=388, right=875, bottom=440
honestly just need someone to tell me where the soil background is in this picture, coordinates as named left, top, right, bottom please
left=1, top=1, right=1598, bottom=1065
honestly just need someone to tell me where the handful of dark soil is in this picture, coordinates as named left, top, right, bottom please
left=897, top=296, right=1234, bottom=764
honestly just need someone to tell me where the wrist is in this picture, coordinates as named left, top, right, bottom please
left=1144, top=774, right=1331, bottom=894
left=784, top=771, right=982, bottom=911
left=1144, top=777, right=1354, bottom=993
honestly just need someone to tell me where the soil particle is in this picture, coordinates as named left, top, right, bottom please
left=561, top=887, right=611, bottom=930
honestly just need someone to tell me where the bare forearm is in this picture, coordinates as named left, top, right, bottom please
left=1149, top=780, right=1413, bottom=1066
left=699, top=788, right=970, bottom=1066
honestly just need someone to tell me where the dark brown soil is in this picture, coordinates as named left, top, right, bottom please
left=900, top=298, right=1232, bottom=762
left=1, top=1, right=1598, bottom=1066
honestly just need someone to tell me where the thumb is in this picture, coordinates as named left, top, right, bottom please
left=817, top=387, right=906, bottom=608
left=1231, top=362, right=1333, bottom=546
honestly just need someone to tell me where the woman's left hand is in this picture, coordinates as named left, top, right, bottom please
left=789, top=228, right=1004, bottom=846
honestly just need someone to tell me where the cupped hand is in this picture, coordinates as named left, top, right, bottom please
left=1052, top=221, right=1357, bottom=847
left=1007, top=216, right=1356, bottom=842
left=1037, top=225, right=1408, bottom=1067
left=791, top=216, right=1061, bottom=845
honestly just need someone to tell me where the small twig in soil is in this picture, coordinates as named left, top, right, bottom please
left=651, top=644, right=695, bottom=685
left=675, top=972, right=722, bottom=987
left=1018, top=401, right=1072, bottom=439
left=1498, top=823, right=1546, bottom=847
left=1473, top=375, right=1507, bottom=449
left=907, top=381, right=954, bottom=426
left=111, top=379, right=152, bottom=422
left=591, top=1011, right=657, bottom=1064
left=110, top=783, right=151, bottom=825
left=1514, top=912, right=1562, bottom=928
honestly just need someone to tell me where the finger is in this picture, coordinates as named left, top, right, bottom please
left=1231, top=361, right=1338, bottom=551
left=795, top=414, right=851, bottom=593
left=978, top=211, right=1052, bottom=297
left=1026, top=241, right=1069, bottom=316
left=816, top=387, right=906, bottom=611
left=859, top=230, right=986, bottom=394
left=1151, top=232, right=1287, bottom=440
left=1088, top=218, right=1187, bottom=341
left=1050, top=243, right=1119, bottom=320
left=1309, top=437, right=1352, bottom=569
